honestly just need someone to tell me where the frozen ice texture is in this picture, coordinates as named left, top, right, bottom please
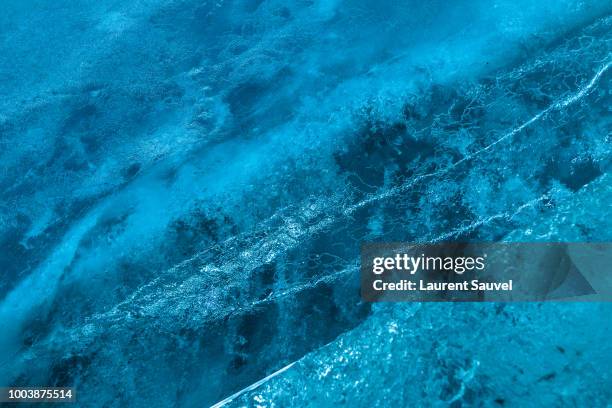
left=0, top=1, right=610, bottom=407
left=230, top=303, right=612, bottom=407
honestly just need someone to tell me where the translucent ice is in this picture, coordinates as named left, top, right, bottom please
left=0, top=1, right=610, bottom=407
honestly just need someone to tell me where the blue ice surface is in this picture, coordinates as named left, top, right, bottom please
left=0, top=0, right=611, bottom=407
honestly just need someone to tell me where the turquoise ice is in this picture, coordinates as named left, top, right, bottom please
left=0, top=1, right=611, bottom=406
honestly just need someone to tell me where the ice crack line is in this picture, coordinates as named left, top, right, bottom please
left=345, top=58, right=611, bottom=215
left=210, top=362, right=296, bottom=408
left=555, top=59, right=611, bottom=108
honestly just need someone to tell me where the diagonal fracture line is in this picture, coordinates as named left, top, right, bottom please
left=210, top=362, right=296, bottom=408
left=430, top=192, right=551, bottom=242
left=346, top=59, right=611, bottom=213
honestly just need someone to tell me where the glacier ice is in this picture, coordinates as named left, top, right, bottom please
left=0, top=1, right=611, bottom=407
